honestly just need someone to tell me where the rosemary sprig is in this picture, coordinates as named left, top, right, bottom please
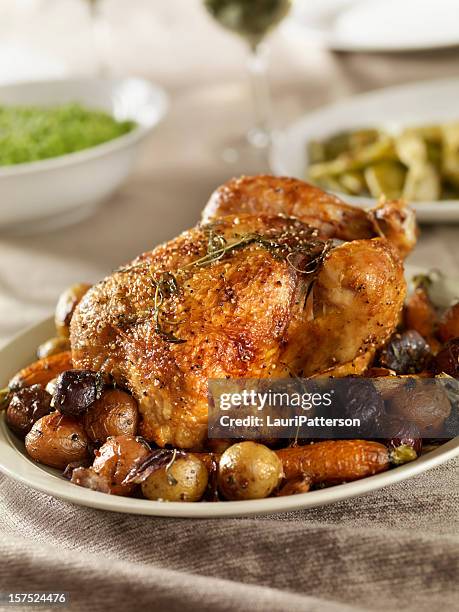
left=120, top=224, right=331, bottom=344
left=116, top=260, right=150, bottom=275
left=183, top=230, right=325, bottom=271
left=184, top=232, right=264, bottom=269
left=206, top=227, right=227, bottom=256
left=165, top=448, right=179, bottom=486
left=152, top=272, right=185, bottom=344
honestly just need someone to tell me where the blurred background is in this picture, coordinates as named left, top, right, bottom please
left=1, top=0, right=459, bottom=339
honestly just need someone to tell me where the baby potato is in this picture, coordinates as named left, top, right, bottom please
left=141, top=454, right=208, bottom=502
left=83, top=389, right=138, bottom=444
left=73, top=434, right=150, bottom=496
left=55, top=283, right=91, bottom=338
left=218, top=442, right=283, bottom=501
left=25, top=412, right=89, bottom=469
left=37, top=337, right=70, bottom=359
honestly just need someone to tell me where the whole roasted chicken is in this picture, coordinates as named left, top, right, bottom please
left=71, top=176, right=415, bottom=449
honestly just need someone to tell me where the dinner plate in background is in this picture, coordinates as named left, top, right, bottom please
left=0, top=265, right=458, bottom=518
left=0, top=77, right=168, bottom=234
left=270, top=77, right=459, bottom=223
left=286, top=0, right=459, bottom=53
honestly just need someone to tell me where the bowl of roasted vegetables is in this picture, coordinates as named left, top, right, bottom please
left=0, top=176, right=458, bottom=517
left=270, top=77, right=459, bottom=222
left=307, top=122, right=459, bottom=202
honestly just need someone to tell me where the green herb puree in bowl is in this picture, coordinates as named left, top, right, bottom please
left=0, top=103, right=136, bottom=166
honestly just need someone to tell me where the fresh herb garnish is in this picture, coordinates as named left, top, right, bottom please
left=152, top=272, right=185, bottom=344
left=165, top=449, right=180, bottom=486
left=117, top=223, right=331, bottom=344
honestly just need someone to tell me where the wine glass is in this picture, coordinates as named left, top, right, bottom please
left=85, top=0, right=110, bottom=76
left=203, top=0, right=292, bottom=156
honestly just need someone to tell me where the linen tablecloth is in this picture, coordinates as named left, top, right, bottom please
left=0, top=3, right=458, bottom=610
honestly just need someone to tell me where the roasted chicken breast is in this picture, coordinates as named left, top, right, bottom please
left=71, top=204, right=406, bottom=449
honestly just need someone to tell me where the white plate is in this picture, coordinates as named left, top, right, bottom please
left=0, top=77, right=168, bottom=234
left=286, top=0, right=459, bottom=53
left=270, top=77, right=459, bottom=223
left=0, top=267, right=458, bottom=518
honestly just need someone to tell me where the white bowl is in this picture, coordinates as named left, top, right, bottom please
left=0, top=77, right=168, bottom=233
left=270, top=77, right=459, bottom=223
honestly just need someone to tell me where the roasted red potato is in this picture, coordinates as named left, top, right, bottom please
left=25, top=412, right=89, bottom=469
left=55, top=283, right=91, bottom=338
left=83, top=389, right=138, bottom=444
left=72, top=435, right=149, bottom=496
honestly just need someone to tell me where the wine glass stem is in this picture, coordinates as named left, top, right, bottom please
left=88, top=0, right=109, bottom=76
left=246, top=43, right=272, bottom=149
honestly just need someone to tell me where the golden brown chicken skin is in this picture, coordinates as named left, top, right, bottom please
left=203, top=175, right=417, bottom=257
left=293, top=238, right=406, bottom=376
left=71, top=213, right=405, bottom=449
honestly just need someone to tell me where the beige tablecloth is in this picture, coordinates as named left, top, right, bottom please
left=0, top=3, right=458, bottom=611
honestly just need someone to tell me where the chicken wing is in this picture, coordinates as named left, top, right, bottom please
left=203, top=175, right=417, bottom=257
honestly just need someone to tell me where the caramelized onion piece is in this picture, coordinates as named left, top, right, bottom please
left=6, top=385, right=51, bottom=438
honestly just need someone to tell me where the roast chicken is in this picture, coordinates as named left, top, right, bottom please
left=71, top=176, right=414, bottom=449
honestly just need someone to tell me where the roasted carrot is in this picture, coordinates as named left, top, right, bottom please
left=438, top=302, right=459, bottom=343
left=276, top=440, right=390, bottom=483
left=8, top=351, right=72, bottom=391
